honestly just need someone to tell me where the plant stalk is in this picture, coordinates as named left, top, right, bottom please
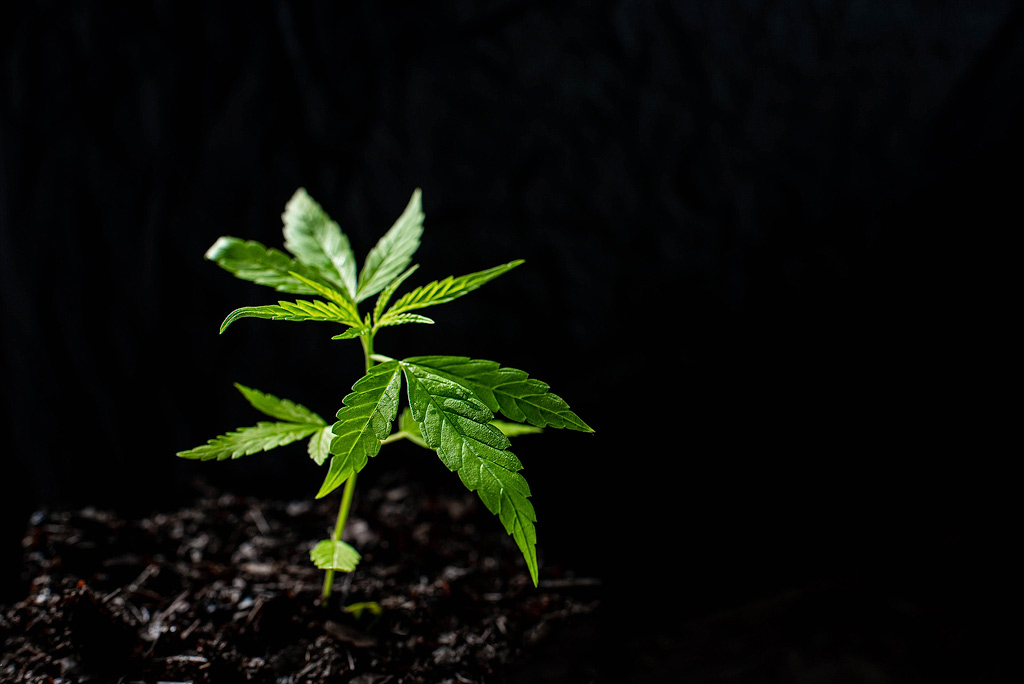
left=321, top=331, right=377, bottom=603
left=321, top=472, right=357, bottom=600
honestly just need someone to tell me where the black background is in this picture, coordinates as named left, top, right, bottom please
left=1, top=1, right=1017, bottom=680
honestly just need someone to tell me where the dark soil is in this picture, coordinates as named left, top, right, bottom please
left=3, top=469, right=1013, bottom=684
left=0, top=475, right=602, bottom=684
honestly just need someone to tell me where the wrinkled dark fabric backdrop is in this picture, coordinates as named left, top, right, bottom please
left=1, top=1, right=1017, bottom=679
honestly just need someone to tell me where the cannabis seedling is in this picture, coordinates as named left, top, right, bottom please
left=178, top=189, right=592, bottom=600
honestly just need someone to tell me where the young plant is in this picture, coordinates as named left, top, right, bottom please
left=178, top=188, right=592, bottom=601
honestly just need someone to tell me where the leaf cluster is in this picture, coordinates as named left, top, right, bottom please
left=205, top=188, right=522, bottom=339
left=178, top=189, right=592, bottom=587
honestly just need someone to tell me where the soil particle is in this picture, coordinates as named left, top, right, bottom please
left=1, top=477, right=602, bottom=683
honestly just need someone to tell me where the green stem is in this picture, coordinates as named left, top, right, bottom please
left=361, top=334, right=376, bottom=371
left=321, top=331, right=377, bottom=603
left=321, top=472, right=358, bottom=600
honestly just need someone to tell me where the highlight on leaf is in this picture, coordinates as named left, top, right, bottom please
left=282, top=188, right=358, bottom=299
left=356, top=189, right=424, bottom=302
left=307, top=426, right=334, bottom=466
left=205, top=236, right=325, bottom=295
left=219, top=298, right=363, bottom=334
left=375, top=313, right=435, bottom=329
left=376, top=260, right=524, bottom=327
left=310, top=539, right=361, bottom=572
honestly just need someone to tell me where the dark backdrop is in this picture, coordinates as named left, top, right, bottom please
left=1, top=2, right=1017, bottom=680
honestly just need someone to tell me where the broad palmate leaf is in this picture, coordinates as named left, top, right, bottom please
left=310, top=539, right=361, bottom=572
left=356, top=189, right=424, bottom=302
left=205, top=236, right=325, bottom=294
left=400, top=358, right=539, bottom=585
left=282, top=189, right=358, bottom=299
left=401, top=356, right=593, bottom=431
left=377, top=261, right=523, bottom=327
left=177, top=422, right=321, bottom=461
left=317, top=361, right=402, bottom=499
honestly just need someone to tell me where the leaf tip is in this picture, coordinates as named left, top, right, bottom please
left=286, top=187, right=309, bottom=207
left=204, top=236, right=235, bottom=262
left=315, top=475, right=344, bottom=500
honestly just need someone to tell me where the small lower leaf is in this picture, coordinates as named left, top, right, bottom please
left=344, top=601, right=382, bottom=619
left=310, top=539, right=361, bottom=572
left=307, top=426, right=333, bottom=466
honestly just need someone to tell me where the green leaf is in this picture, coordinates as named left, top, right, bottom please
left=400, top=407, right=539, bottom=442
left=356, top=189, right=424, bottom=302
left=372, top=265, right=419, bottom=324
left=308, top=426, right=334, bottom=466
left=344, top=601, right=382, bottom=619
left=400, top=358, right=539, bottom=586
left=204, top=236, right=325, bottom=294
left=375, top=313, right=435, bottom=329
left=177, top=422, right=321, bottom=461
left=401, top=356, right=593, bottom=432
left=233, top=384, right=326, bottom=425
left=331, top=326, right=371, bottom=340
left=377, top=260, right=524, bottom=325
left=317, top=361, right=403, bottom=499
left=282, top=188, right=357, bottom=298
left=310, top=539, right=361, bottom=572
left=490, top=420, right=544, bottom=437
left=219, top=299, right=361, bottom=334
left=398, top=407, right=429, bottom=448
left=287, top=271, right=362, bottom=324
